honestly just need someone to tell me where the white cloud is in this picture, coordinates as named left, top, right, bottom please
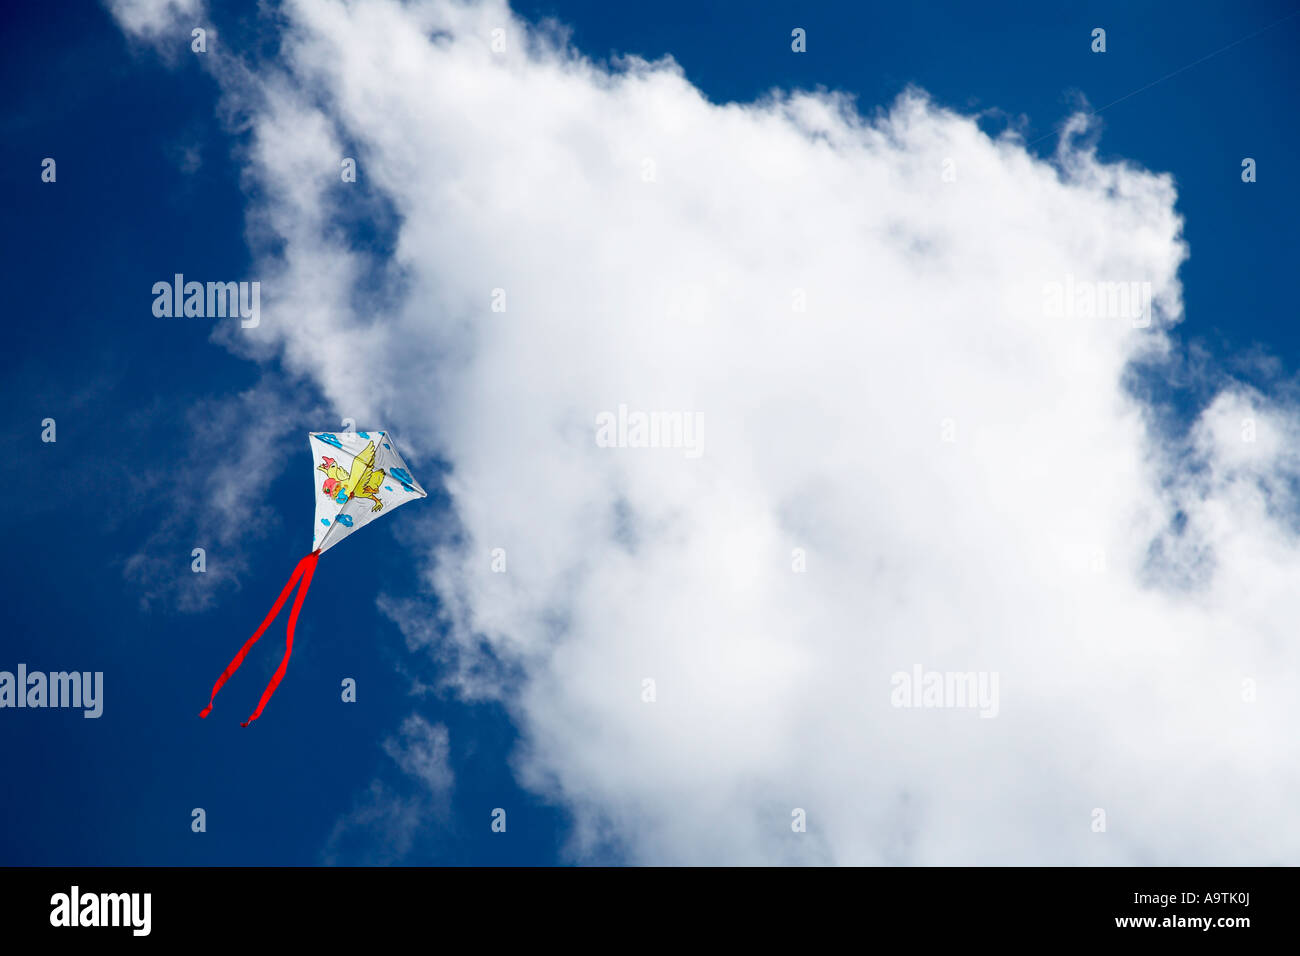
left=123, top=381, right=310, bottom=612
left=383, top=714, right=454, bottom=796
left=111, top=0, right=1300, bottom=864
left=107, top=0, right=203, bottom=42
left=326, top=714, right=453, bottom=864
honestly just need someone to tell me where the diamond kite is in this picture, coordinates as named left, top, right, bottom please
left=199, top=431, right=427, bottom=725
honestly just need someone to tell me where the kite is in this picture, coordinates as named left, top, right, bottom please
left=199, top=431, right=427, bottom=725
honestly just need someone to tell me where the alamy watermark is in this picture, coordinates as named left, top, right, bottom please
left=595, top=404, right=704, bottom=458
left=152, top=274, right=260, bottom=327
left=1043, top=275, right=1151, bottom=327
left=50, top=886, right=150, bottom=936
left=0, top=664, right=103, bottom=718
left=890, top=665, right=999, bottom=718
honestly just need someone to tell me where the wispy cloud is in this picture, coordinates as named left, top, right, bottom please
left=122, top=380, right=312, bottom=612
left=383, top=714, right=455, bottom=796
left=325, top=714, right=453, bottom=864
left=107, top=0, right=204, bottom=53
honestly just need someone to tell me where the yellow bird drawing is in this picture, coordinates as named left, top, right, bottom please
left=318, top=441, right=386, bottom=512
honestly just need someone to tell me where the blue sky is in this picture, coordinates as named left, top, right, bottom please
left=2, top=0, right=1298, bottom=866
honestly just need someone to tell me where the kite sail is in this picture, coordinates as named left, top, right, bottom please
left=199, top=431, right=426, bottom=725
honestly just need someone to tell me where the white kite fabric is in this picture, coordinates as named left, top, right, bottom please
left=199, top=430, right=427, bottom=726
left=310, top=430, right=427, bottom=554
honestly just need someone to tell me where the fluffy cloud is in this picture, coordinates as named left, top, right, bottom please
left=112, top=0, right=1300, bottom=863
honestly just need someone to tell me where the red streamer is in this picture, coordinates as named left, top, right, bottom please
left=199, top=550, right=321, bottom=725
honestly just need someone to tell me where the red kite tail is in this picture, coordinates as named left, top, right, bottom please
left=199, top=550, right=320, bottom=723
left=240, top=550, right=319, bottom=727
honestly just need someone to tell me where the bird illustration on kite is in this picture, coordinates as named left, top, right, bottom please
left=199, top=431, right=426, bottom=726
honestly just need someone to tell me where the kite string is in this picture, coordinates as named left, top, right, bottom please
left=198, top=551, right=317, bottom=720
left=241, top=550, right=320, bottom=727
